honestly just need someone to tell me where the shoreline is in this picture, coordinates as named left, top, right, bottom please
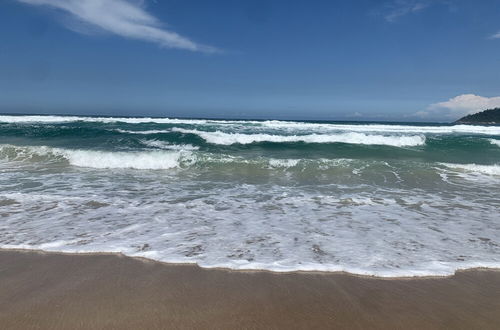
left=1, top=249, right=500, bottom=329
left=2, top=247, right=499, bottom=280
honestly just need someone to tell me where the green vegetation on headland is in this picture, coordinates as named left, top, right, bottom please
left=455, top=108, right=500, bottom=124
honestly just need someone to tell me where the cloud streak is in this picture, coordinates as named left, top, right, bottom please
left=382, top=1, right=499, bottom=39
left=416, top=94, right=500, bottom=119
left=16, top=0, right=218, bottom=53
left=382, top=0, right=431, bottom=22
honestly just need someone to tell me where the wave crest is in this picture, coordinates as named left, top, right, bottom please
left=139, top=139, right=199, bottom=151
left=489, top=139, right=500, bottom=147
left=441, top=163, right=500, bottom=176
left=0, top=145, right=187, bottom=170
left=3, top=114, right=500, bottom=137
left=173, top=128, right=425, bottom=147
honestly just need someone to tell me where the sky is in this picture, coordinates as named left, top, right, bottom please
left=0, top=0, right=499, bottom=122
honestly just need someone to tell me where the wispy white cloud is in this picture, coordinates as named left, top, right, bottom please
left=381, top=1, right=499, bottom=40
left=379, top=0, right=457, bottom=22
left=16, top=0, right=218, bottom=53
left=382, top=0, right=432, bottom=22
left=416, top=94, right=500, bottom=119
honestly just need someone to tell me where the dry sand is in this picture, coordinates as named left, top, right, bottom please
left=0, top=249, right=499, bottom=329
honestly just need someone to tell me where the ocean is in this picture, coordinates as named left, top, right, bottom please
left=1, top=114, right=499, bottom=277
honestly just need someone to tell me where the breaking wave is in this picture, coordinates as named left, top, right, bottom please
left=0, top=145, right=187, bottom=170
left=441, top=163, right=500, bottom=176
left=2, top=115, right=499, bottom=135
left=139, top=139, right=199, bottom=151
left=489, top=139, right=500, bottom=147
left=260, top=121, right=500, bottom=135
left=173, top=128, right=426, bottom=147
left=114, top=129, right=172, bottom=135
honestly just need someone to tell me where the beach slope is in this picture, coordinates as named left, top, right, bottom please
left=0, top=250, right=499, bottom=329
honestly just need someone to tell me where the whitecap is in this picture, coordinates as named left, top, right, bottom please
left=268, top=159, right=301, bottom=168
left=489, top=139, right=500, bottom=147
left=440, top=163, right=500, bottom=176
left=2, top=115, right=500, bottom=135
left=140, top=139, right=199, bottom=151
left=173, top=128, right=426, bottom=147
left=0, top=144, right=187, bottom=170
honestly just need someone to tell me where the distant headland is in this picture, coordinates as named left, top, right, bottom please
left=455, top=108, right=500, bottom=124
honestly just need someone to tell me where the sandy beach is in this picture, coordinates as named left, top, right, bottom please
left=0, top=249, right=499, bottom=329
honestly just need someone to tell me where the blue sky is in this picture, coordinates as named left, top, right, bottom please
left=1, top=0, right=499, bottom=121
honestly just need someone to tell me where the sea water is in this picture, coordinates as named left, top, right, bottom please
left=1, top=115, right=499, bottom=277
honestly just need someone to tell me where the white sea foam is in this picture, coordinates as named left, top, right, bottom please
left=268, top=159, right=300, bottom=168
left=0, top=115, right=212, bottom=125
left=260, top=121, right=500, bottom=135
left=61, top=150, right=184, bottom=170
left=0, top=145, right=55, bottom=162
left=140, top=139, right=199, bottom=151
left=173, top=128, right=426, bottom=147
left=114, top=129, right=172, bottom=134
left=2, top=115, right=500, bottom=135
left=1, top=183, right=499, bottom=277
left=489, top=139, right=500, bottom=147
left=441, top=163, right=500, bottom=176
left=1, top=144, right=351, bottom=170
left=0, top=144, right=186, bottom=170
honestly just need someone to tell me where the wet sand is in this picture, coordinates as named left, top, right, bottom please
left=0, top=249, right=499, bottom=329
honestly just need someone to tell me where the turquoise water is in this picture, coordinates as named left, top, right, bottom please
left=1, top=115, right=499, bottom=276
